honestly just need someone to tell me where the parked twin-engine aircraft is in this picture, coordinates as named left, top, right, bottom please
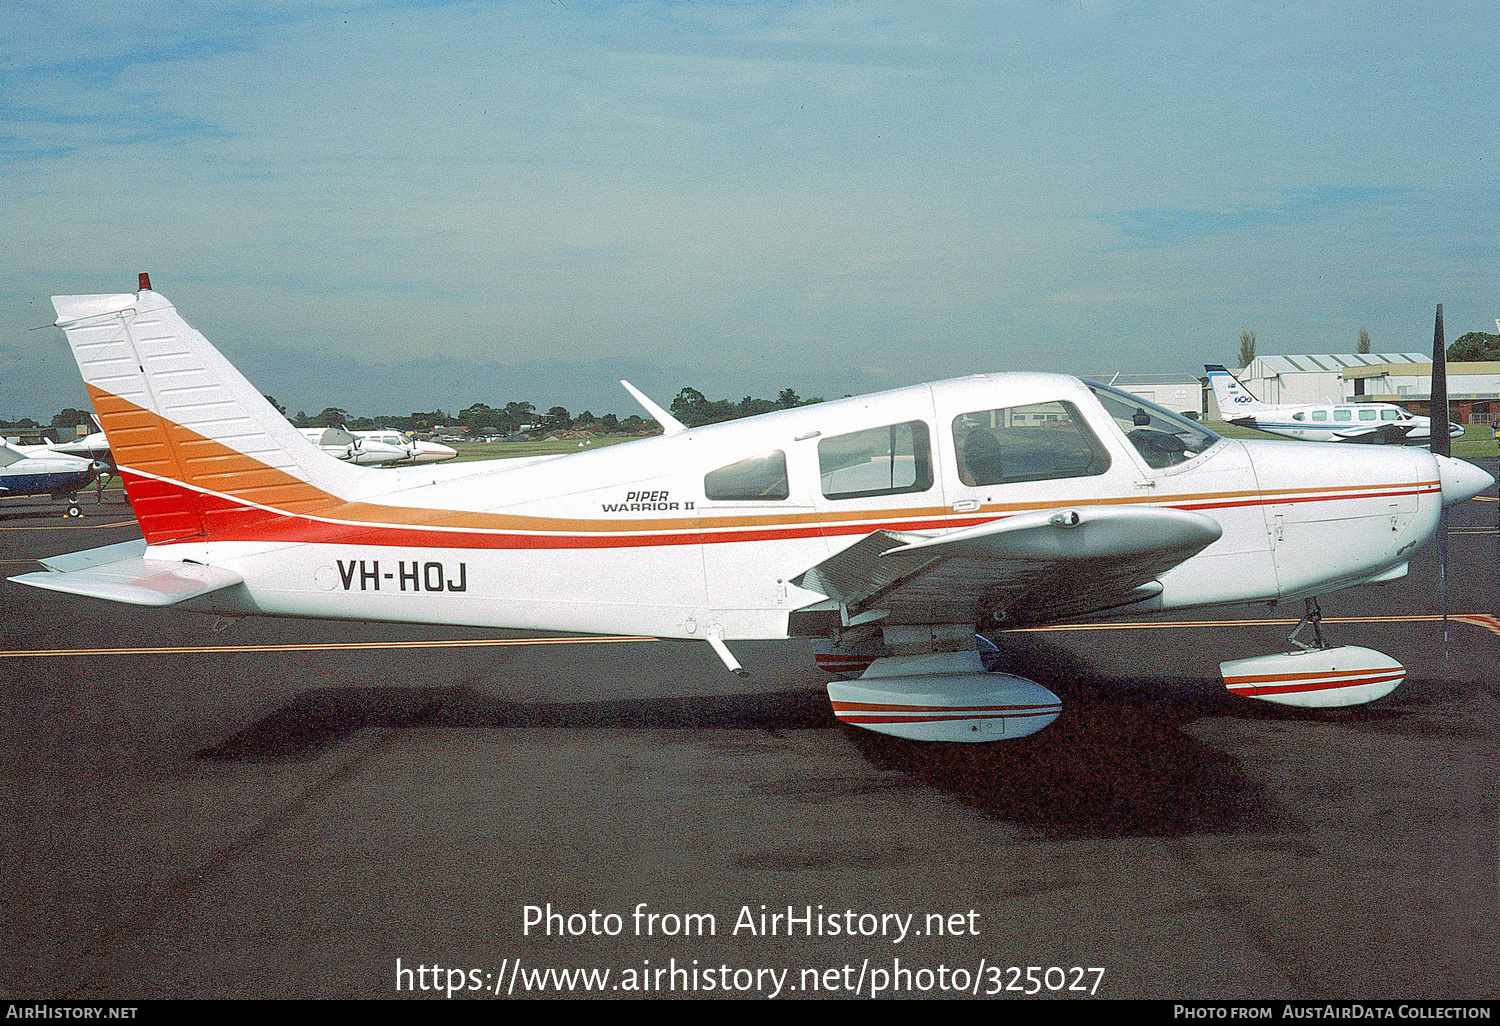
left=1206, top=364, right=1463, bottom=445
left=10, top=282, right=1493, bottom=741
left=353, top=429, right=458, bottom=465
left=298, top=426, right=408, bottom=466
left=297, top=427, right=458, bottom=466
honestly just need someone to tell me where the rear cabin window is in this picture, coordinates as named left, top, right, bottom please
left=704, top=451, right=789, bottom=501
left=818, top=421, right=933, bottom=499
left=952, top=402, right=1111, bottom=486
left=1312, top=411, right=1328, bottom=421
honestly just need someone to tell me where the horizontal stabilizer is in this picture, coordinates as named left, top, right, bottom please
left=11, top=556, right=242, bottom=607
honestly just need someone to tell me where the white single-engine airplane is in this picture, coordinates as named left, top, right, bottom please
left=11, top=281, right=1494, bottom=742
left=0, top=439, right=107, bottom=517
left=1206, top=364, right=1463, bottom=445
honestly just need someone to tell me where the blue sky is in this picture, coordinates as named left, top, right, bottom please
left=2, top=1, right=1497, bottom=419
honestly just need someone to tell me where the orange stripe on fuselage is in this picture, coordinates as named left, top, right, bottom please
left=91, top=388, right=1443, bottom=548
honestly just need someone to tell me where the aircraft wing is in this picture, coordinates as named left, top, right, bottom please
left=792, top=505, right=1223, bottom=626
left=12, top=540, right=242, bottom=607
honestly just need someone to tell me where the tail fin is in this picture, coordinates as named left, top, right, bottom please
left=51, top=286, right=365, bottom=545
left=1204, top=364, right=1266, bottom=418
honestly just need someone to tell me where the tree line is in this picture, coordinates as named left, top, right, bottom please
left=0, top=388, right=830, bottom=438
left=268, top=387, right=823, bottom=435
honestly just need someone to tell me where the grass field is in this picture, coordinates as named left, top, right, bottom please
left=445, top=437, right=637, bottom=463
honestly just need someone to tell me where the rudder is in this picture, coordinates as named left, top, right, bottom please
left=52, top=285, right=365, bottom=544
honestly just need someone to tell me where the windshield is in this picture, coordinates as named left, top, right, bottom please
left=1084, top=381, right=1221, bottom=470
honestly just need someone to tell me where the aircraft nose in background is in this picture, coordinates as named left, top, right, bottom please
left=1435, top=455, right=1494, bottom=506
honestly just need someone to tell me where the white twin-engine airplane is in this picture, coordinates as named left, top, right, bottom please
left=11, top=284, right=1494, bottom=742
left=1206, top=364, right=1463, bottom=445
left=299, top=427, right=460, bottom=466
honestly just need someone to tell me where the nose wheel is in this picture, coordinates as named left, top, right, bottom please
left=64, top=502, right=83, bottom=518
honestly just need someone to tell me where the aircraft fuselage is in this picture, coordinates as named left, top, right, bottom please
left=142, top=374, right=1447, bottom=639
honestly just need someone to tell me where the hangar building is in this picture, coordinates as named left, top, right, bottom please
left=1207, top=353, right=1500, bottom=425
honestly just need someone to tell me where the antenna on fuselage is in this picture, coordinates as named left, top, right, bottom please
left=620, top=381, right=687, bottom=435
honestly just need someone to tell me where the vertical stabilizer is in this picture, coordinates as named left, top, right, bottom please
left=1204, top=364, right=1267, bottom=418
left=51, top=287, right=365, bottom=544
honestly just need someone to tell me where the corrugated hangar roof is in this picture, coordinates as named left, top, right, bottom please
left=1255, top=353, right=1426, bottom=374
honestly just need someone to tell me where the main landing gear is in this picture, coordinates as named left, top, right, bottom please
left=1218, top=596, right=1405, bottom=709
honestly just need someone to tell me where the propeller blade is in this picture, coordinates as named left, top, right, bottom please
left=1431, top=303, right=1450, bottom=458
left=1431, top=304, right=1449, bottom=658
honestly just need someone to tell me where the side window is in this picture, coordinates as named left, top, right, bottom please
left=1311, top=410, right=1328, bottom=422
left=952, top=402, right=1110, bottom=485
left=1334, top=409, right=1352, bottom=422
left=1293, top=412, right=1305, bottom=421
left=819, top=421, right=933, bottom=499
left=1381, top=409, right=1400, bottom=421
left=1359, top=409, right=1377, bottom=421
left=705, top=451, right=789, bottom=501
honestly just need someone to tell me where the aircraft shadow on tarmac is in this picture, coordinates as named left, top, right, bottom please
left=194, top=637, right=1419, bottom=839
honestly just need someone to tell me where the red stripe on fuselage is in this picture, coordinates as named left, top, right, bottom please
left=120, top=471, right=1441, bottom=552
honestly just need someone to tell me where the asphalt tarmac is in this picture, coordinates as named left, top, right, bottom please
left=0, top=463, right=1496, bottom=1001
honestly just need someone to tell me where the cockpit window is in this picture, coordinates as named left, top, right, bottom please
left=952, top=402, right=1110, bottom=486
left=1085, top=382, right=1221, bottom=470
left=1381, top=409, right=1399, bottom=421
left=705, top=451, right=789, bottom=501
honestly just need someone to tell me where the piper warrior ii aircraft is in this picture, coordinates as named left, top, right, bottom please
left=11, top=282, right=1494, bottom=742
left=1206, top=364, right=1463, bottom=445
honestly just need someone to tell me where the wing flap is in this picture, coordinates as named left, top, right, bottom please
left=794, top=505, right=1222, bottom=625
left=11, top=555, right=242, bottom=607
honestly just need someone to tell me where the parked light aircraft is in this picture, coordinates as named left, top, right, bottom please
left=11, top=284, right=1493, bottom=742
left=0, top=439, right=106, bottom=516
left=352, top=430, right=458, bottom=465
left=1206, top=364, right=1463, bottom=445
left=13, top=414, right=113, bottom=464
left=298, top=426, right=408, bottom=466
